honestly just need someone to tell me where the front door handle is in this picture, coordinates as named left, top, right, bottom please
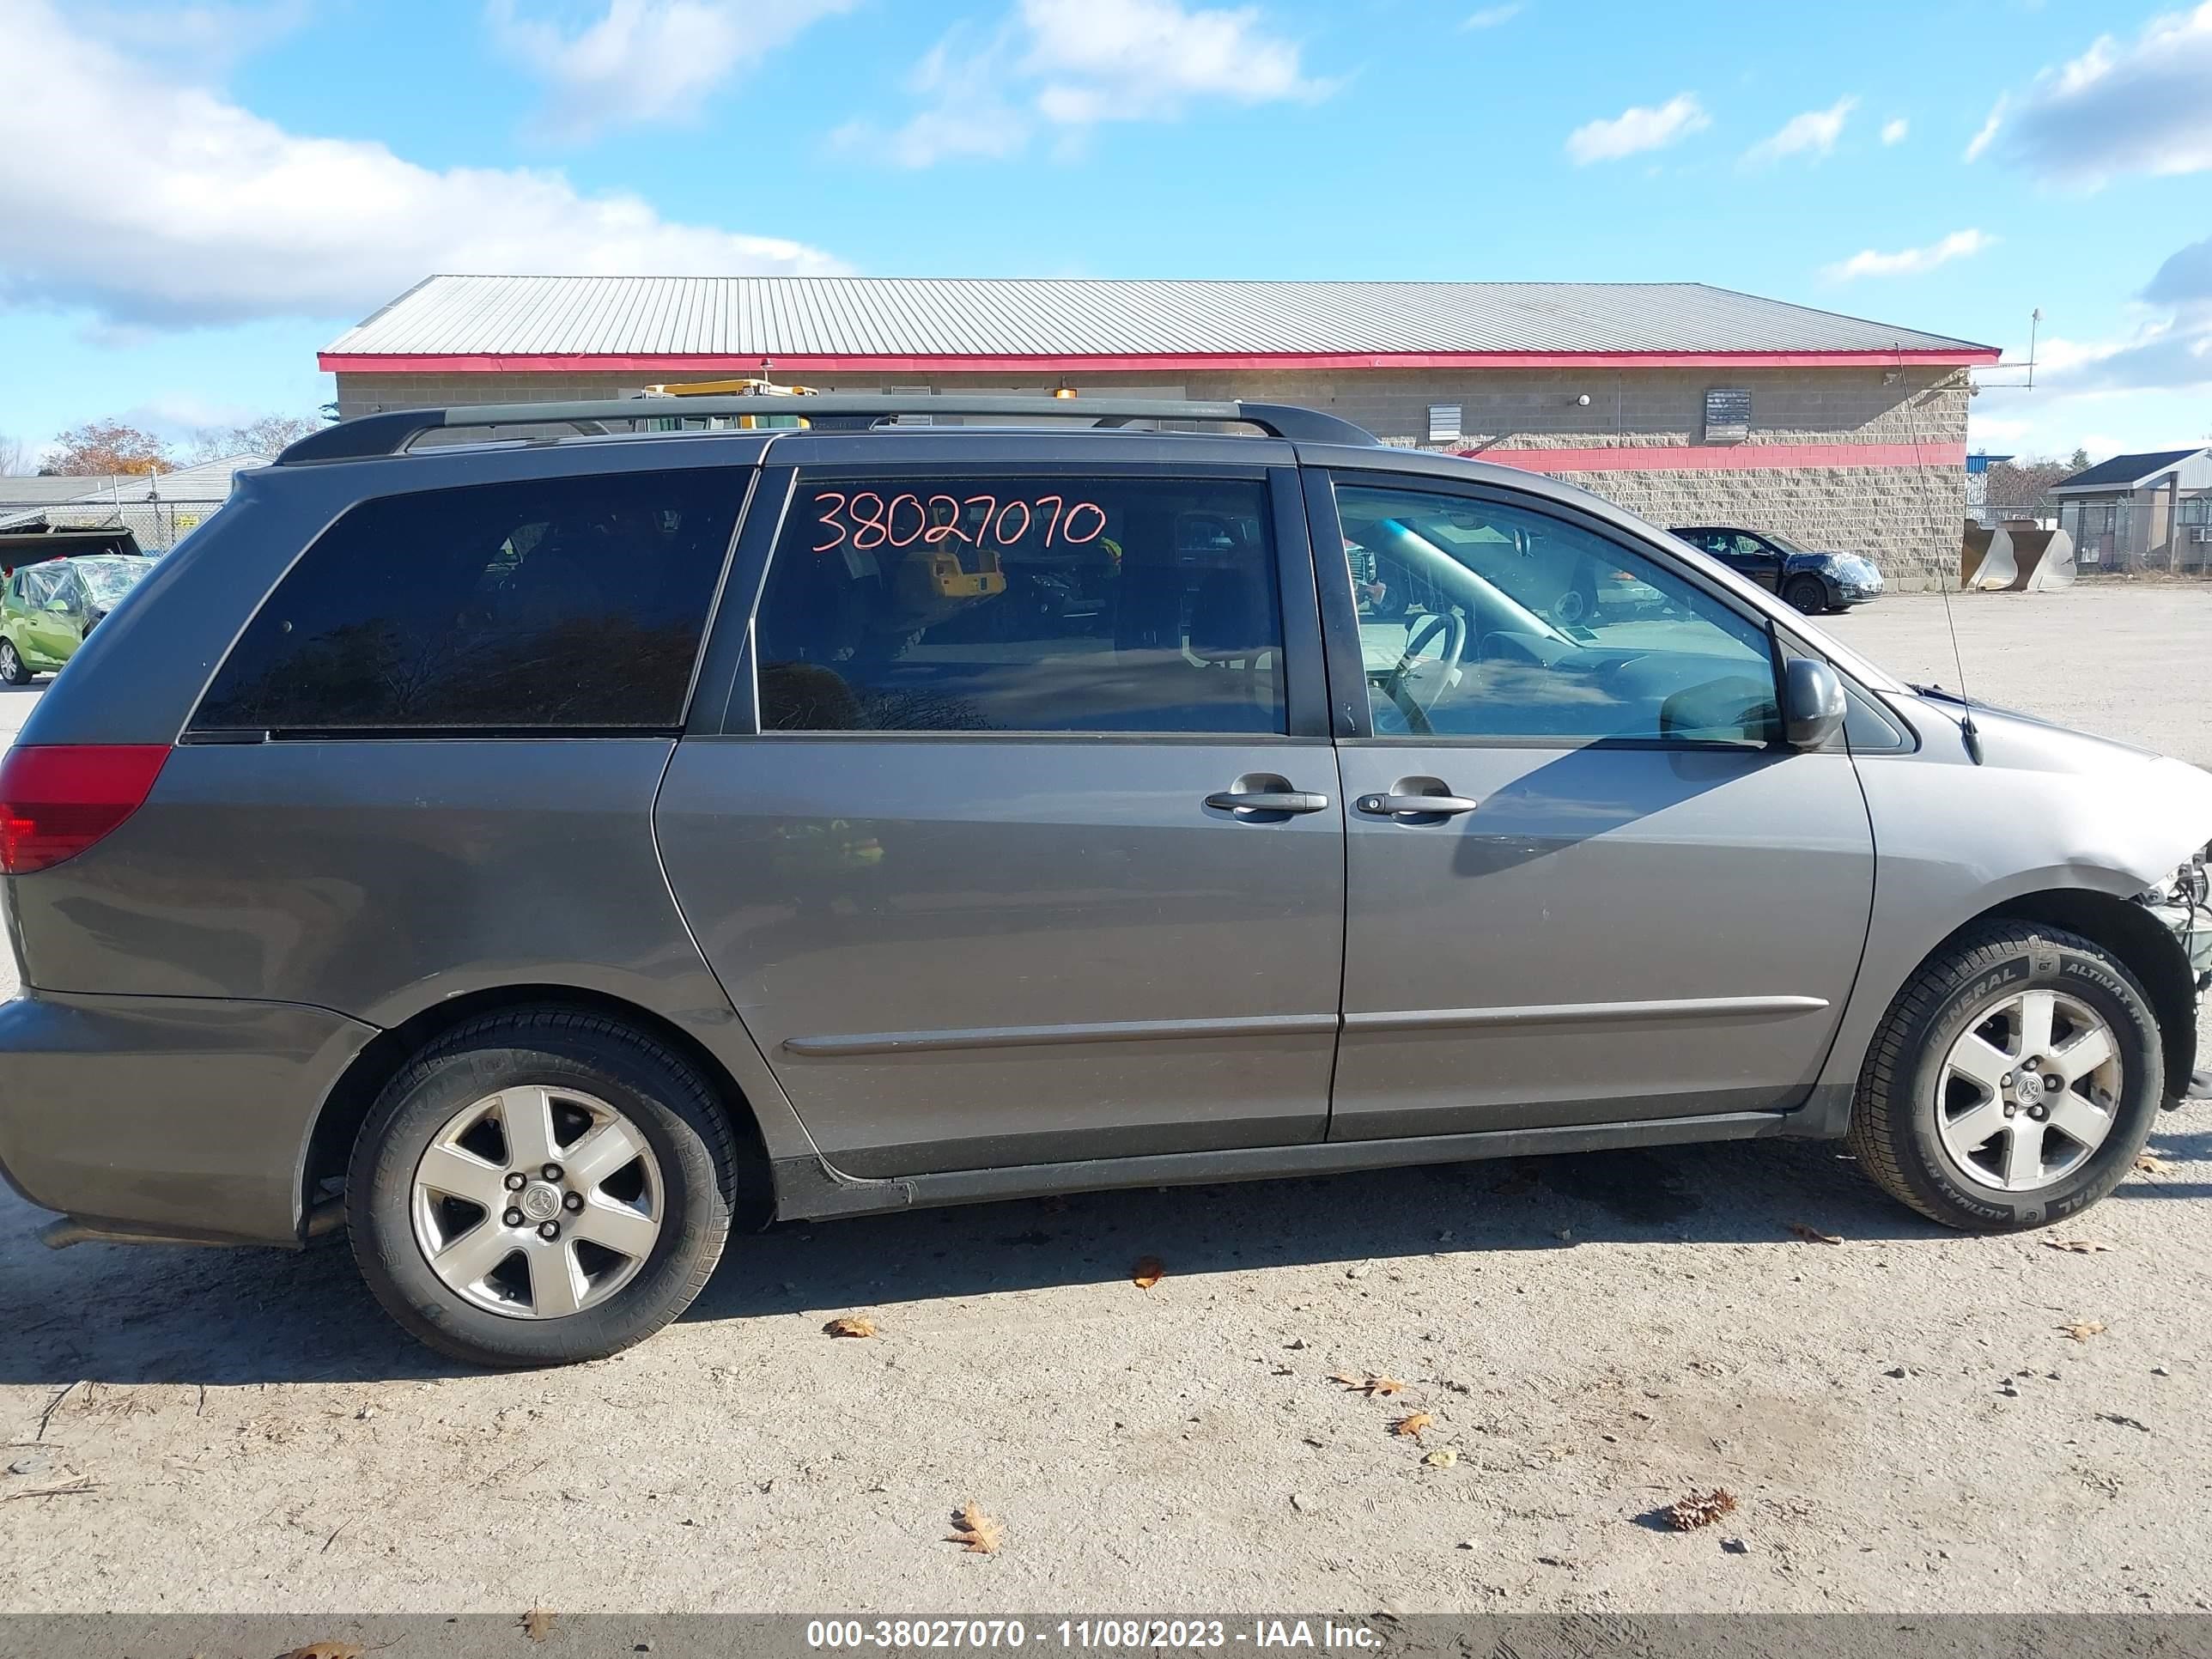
left=1206, top=788, right=1332, bottom=815
left=1357, top=790, right=1480, bottom=817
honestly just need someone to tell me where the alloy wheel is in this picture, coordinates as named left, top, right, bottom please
left=409, top=1085, right=662, bottom=1318
left=1936, top=988, right=2121, bottom=1192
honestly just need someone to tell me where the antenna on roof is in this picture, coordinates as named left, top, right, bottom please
left=1975, top=307, right=2042, bottom=391
left=1896, top=341, right=1983, bottom=764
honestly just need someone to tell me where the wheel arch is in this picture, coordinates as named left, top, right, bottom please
left=301, top=984, right=777, bottom=1238
left=1982, top=888, right=2197, bottom=1104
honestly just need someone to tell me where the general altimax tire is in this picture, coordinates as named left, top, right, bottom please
left=348, top=1008, right=738, bottom=1368
left=1847, top=921, right=2163, bottom=1232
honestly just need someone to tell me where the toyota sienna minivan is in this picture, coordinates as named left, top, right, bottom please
left=2, top=394, right=2207, bottom=1369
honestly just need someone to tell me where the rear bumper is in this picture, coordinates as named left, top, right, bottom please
left=0, top=989, right=377, bottom=1245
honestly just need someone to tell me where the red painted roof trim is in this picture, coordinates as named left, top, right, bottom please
left=319, top=347, right=2000, bottom=374
left=1465, top=440, right=1967, bottom=473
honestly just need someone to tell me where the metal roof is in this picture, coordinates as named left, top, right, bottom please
left=0, top=454, right=267, bottom=505
left=2053, top=448, right=2209, bottom=494
left=322, top=276, right=1997, bottom=370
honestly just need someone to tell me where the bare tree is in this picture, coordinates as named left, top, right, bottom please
left=0, top=434, right=26, bottom=476
left=185, top=414, right=322, bottom=464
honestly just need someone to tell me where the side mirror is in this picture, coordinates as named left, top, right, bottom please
left=1784, top=657, right=1847, bottom=750
left=44, top=597, right=72, bottom=615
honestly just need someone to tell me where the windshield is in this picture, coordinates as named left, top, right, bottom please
left=73, top=558, right=153, bottom=604
left=1763, top=532, right=1812, bottom=556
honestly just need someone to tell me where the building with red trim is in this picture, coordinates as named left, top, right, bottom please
left=323, top=276, right=1999, bottom=583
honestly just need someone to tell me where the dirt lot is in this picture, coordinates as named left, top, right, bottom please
left=2, top=586, right=2209, bottom=1615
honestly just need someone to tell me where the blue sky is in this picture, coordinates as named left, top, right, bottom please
left=2, top=0, right=2208, bottom=466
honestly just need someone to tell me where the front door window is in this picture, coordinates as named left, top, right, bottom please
left=1333, top=483, right=1778, bottom=744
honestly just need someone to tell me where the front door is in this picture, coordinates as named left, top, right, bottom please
left=1316, top=472, right=1874, bottom=1139
left=657, top=451, right=1345, bottom=1177
left=18, top=565, right=80, bottom=666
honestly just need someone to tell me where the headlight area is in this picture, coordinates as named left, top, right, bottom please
left=2137, top=843, right=2212, bottom=985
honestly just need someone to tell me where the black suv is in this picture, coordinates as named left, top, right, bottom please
left=1671, top=526, right=1885, bottom=613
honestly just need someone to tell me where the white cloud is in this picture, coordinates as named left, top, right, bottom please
left=1822, top=228, right=1996, bottom=281
left=1881, top=116, right=1908, bottom=145
left=0, top=0, right=846, bottom=331
left=1994, top=3, right=2212, bottom=186
left=1463, top=4, right=1521, bottom=27
left=847, top=0, right=1327, bottom=168
left=488, top=0, right=854, bottom=140
left=1741, top=94, right=1856, bottom=166
left=1022, top=0, right=1324, bottom=124
left=2002, top=234, right=2212, bottom=396
left=1565, top=93, right=1710, bottom=164
left=835, top=31, right=1034, bottom=167
left=1963, top=97, right=2004, bottom=161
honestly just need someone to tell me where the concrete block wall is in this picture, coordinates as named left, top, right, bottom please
left=334, top=364, right=1970, bottom=584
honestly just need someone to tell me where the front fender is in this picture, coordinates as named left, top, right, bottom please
left=1814, top=718, right=2212, bottom=1117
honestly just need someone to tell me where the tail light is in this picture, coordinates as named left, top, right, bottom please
left=0, top=744, right=169, bottom=874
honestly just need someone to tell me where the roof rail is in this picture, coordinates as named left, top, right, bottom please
left=276, top=395, right=1378, bottom=464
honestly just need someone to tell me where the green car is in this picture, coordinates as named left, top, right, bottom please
left=0, top=556, right=155, bottom=684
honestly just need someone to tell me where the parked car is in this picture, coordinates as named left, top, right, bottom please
left=0, top=555, right=155, bottom=684
left=1671, top=526, right=1884, bottom=614
left=2, top=395, right=2207, bottom=1370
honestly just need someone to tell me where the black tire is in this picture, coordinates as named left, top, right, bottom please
left=0, top=639, right=30, bottom=684
left=1784, top=575, right=1829, bottom=615
left=1846, top=921, right=2164, bottom=1232
left=347, top=1007, right=739, bottom=1368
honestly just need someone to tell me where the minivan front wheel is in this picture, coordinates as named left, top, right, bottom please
left=1847, top=922, right=2163, bottom=1231
left=348, top=1008, right=738, bottom=1367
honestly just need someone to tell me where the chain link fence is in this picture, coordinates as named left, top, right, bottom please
left=0, top=494, right=230, bottom=559
left=1971, top=497, right=2212, bottom=574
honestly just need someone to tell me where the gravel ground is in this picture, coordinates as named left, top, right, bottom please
left=2, top=586, right=2209, bottom=1616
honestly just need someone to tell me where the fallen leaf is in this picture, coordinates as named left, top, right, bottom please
left=2096, top=1412, right=2152, bottom=1432
left=2134, top=1153, right=2170, bottom=1176
left=1132, top=1256, right=1165, bottom=1291
left=823, top=1316, right=878, bottom=1339
left=274, top=1645, right=364, bottom=1659
left=1785, top=1223, right=1842, bottom=1244
left=521, top=1609, right=556, bottom=1643
left=946, top=1501, right=1003, bottom=1554
left=1390, top=1412, right=1432, bottom=1439
left=1422, top=1448, right=1459, bottom=1468
left=1666, top=1489, right=1738, bottom=1531
left=1328, top=1371, right=1407, bottom=1398
left=2043, top=1239, right=2112, bottom=1255
left=2058, top=1321, right=2107, bottom=1342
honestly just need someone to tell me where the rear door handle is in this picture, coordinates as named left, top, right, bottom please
left=1357, top=792, right=1480, bottom=817
left=1206, top=789, right=1332, bottom=815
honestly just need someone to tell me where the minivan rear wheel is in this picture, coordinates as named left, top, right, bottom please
left=1846, top=921, right=2163, bottom=1231
left=348, top=1008, right=738, bottom=1368
left=0, top=639, right=30, bottom=684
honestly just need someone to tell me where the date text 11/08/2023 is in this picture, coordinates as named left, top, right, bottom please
left=804, top=1618, right=1386, bottom=1650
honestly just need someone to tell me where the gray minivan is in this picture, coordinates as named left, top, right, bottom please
left=3, top=395, right=2208, bottom=1369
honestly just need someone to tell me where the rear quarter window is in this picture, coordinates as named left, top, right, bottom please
left=192, top=469, right=744, bottom=733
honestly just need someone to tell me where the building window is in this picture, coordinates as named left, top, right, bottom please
left=1703, top=387, right=1752, bottom=444
left=1427, top=404, right=1462, bottom=444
